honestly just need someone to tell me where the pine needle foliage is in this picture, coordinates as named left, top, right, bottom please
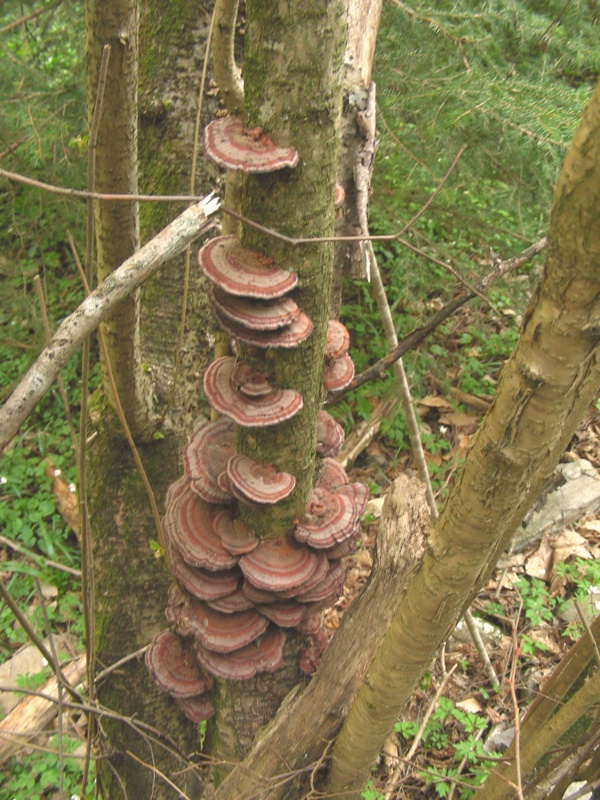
left=373, top=0, right=598, bottom=246
left=0, top=0, right=86, bottom=260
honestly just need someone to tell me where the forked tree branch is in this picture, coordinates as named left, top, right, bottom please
left=0, top=195, right=220, bottom=452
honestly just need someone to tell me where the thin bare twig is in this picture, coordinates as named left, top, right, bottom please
left=574, top=599, right=600, bottom=669
left=339, top=237, right=547, bottom=395
left=0, top=581, right=82, bottom=703
left=464, top=608, right=499, bottom=686
left=126, top=750, right=195, bottom=800
left=34, top=577, right=65, bottom=797
left=94, top=644, right=151, bottom=685
left=71, top=245, right=165, bottom=563
left=510, top=613, right=525, bottom=800
left=383, top=664, right=458, bottom=800
left=0, top=1, right=62, bottom=35
left=0, top=534, right=82, bottom=577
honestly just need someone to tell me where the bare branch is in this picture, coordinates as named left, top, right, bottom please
left=0, top=195, right=220, bottom=452
left=338, top=237, right=548, bottom=396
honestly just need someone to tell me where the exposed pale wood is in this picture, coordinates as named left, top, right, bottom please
left=0, top=655, right=87, bottom=763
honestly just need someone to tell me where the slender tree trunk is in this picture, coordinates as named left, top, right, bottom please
left=210, top=0, right=348, bottom=771
left=88, top=2, right=217, bottom=796
left=85, top=0, right=153, bottom=439
left=325, top=79, right=600, bottom=798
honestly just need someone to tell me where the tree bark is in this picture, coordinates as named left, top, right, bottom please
left=212, top=475, right=429, bottom=799
left=210, top=0, right=348, bottom=771
left=88, top=2, right=218, bottom=797
left=85, top=0, right=153, bottom=439
left=325, top=79, right=600, bottom=798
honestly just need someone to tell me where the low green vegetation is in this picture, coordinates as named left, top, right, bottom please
left=0, top=735, right=95, bottom=800
left=0, top=0, right=598, bottom=796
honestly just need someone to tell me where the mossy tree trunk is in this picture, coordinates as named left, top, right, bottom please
left=210, top=0, right=348, bottom=770
left=86, top=1, right=217, bottom=797
left=85, top=0, right=153, bottom=439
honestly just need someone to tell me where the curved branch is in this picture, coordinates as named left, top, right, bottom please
left=0, top=196, right=220, bottom=452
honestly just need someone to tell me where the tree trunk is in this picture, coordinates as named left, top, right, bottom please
left=325, top=79, right=600, bottom=798
left=87, top=2, right=217, bottom=796
left=85, top=0, right=153, bottom=439
left=210, top=0, right=348, bottom=771
left=212, top=475, right=430, bottom=800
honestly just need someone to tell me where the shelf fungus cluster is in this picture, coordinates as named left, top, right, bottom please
left=146, top=117, right=367, bottom=722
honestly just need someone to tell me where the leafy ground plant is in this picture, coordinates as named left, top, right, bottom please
left=0, top=735, right=95, bottom=800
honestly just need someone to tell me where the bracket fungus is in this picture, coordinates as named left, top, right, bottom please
left=199, top=235, right=298, bottom=299
left=195, top=626, right=286, bottom=681
left=210, top=287, right=299, bottom=331
left=326, top=319, right=350, bottom=361
left=316, top=410, right=345, bottom=458
left=203, top=117, right=299, bottom=173
left=227, top=454, right=296, bottom=506
left=239, top=535, right=327, bottom=593
left=182, top=599, right=269, bottom=654
left=147, top=113, right=370, bottom=722
left=294, top=487, right=359, bottom=550
left=203, top=357, right=303, bottom=427
left=322, top=352, right=355, bottom=393
left=213, top=508, right=259, bottom=555
left=146, top=629, right=214, bottom=698
left=213, top=306, right=313, bottom=350
left=182, top=418, right=236, bottom=504
left=162, top=482, right=238, bottom=571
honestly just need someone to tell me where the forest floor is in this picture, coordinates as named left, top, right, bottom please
left=325, top=370, right=600, bottom=799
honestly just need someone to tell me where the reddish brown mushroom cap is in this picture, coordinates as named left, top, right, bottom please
left=145, top=629, right=214, bottom=698
left=207, top=588, right=256, bottom=614
left=318, top=457, right=349, bottom=492
left=294, top=487, right=359, bottom=549
left=337, top=482, right=369, bottom=516
left=168, top=540, right=242, bottom=602
left=213, top=306, right=313, bottom=350
left=322, top=353, right=355, bottom=392
left=257, top=600, right=307, bottom=627
left=195, top=626, right=286, bottom=680
left=227, top=455, right=296, bottom=505
left=316, top=410, right=345, bottom=457
left=326, top=319, right=350, bottom=360
left=182, top=418, right=236, bottom=504
left=241, top=579, right=280, bottom=605
left=211, top=287, right=299, bottom=331
left=240, top=535, right=326, bottom=592
left=326, top=537, right=358, bottom=559
left=163, top=484, right=238, bottom=571
left=213, top=508, right=259, bottom=555
left=294, top=559, right=346, bottom=604
left=175, top=694, right=216, bottom=722
left=231, top=362, right=273, bottom=398
left=204, top=117, right=299, bottom=172
left=184, top=599, right=269, bottom=653
left=275, top=550, right=331, bottom=598
left=204, top=357, right=303, bottom=427
left=199, top=235, right=298, bottom=299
